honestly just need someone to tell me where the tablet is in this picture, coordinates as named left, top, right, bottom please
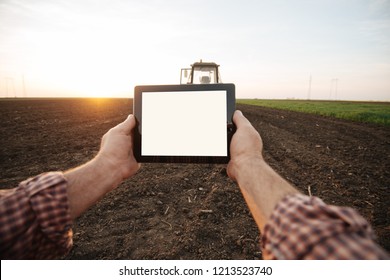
left=133, top=83, right=236, bottom=163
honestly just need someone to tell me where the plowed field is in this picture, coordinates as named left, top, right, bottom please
left=1, top=98, right=389, bottom=259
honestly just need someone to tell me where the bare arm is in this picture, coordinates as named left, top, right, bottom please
left=227, top=110, right=298, bottom=232
left=65, top=114, right=140, bottom=219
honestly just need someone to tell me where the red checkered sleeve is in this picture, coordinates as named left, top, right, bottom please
left=0, top=172, right=73, bottom=259
left=262, top=194, right=389, bottom=259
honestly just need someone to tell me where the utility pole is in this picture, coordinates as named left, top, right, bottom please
left=22, top=74, right=27, bottom=97
left=5, top=77, right=11, bottom=98
left=11, top=77, right=16, bottom=97
left=329, top=78, right=338, bottom=100
left=307, top=74, right=312, bottom=100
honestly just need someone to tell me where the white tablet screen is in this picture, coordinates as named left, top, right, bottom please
left=141, top=90, right=227, bottom=156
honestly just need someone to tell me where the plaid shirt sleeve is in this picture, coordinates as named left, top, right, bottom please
left=0, top=172, right=73, bottom=259
left=261, top=193, right=389, bottom=259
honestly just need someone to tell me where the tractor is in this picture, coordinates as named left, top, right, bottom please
left=180, top=60, right=221, bottom=84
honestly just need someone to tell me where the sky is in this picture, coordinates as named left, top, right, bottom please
left=0, top=0, right=389, bottom=100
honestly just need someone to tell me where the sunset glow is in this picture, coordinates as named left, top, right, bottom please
left=0, top=0, right=389, bottom=100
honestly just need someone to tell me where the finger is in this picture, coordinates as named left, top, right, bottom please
left=115, top=114, right=136, bottom=134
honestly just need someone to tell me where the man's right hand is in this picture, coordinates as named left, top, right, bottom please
left=227, top=110, right=298, bottom=232
left=227, top=110, right=264, bottom=182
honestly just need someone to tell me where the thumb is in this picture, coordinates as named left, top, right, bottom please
left=233, top=110, right=251, bottom=129
left=115, top=114, right=136, bottom=134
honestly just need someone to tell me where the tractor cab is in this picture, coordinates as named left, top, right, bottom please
left=180, top=60, right=221, bottom=84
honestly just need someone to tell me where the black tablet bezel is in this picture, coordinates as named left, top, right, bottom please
left=133, top=83, right=236, bottom=163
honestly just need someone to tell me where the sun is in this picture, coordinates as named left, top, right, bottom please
left=81, top=88, right=116, bottom=98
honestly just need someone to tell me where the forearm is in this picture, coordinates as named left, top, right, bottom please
left=262, top=194, right=389, bottom=259
left=65, top=155, right=123, bottom=219
left=233, top=157, right=298, bottom=232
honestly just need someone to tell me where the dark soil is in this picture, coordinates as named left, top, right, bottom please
left=1, top=98, right=389, bottom=259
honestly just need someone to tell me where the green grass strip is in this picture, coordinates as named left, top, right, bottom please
left=238, top=99, right=390, bottom=126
